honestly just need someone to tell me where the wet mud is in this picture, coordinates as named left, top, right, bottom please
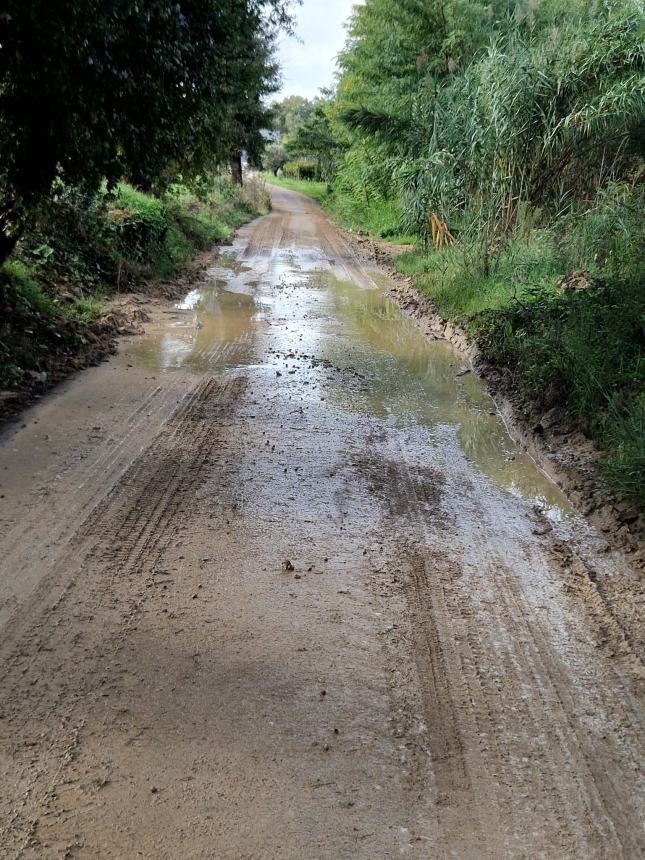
left=0, top=186, right=642, bottom=858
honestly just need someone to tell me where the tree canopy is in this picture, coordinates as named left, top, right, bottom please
left=269, top=95, right=320, bottom=139
left=0, top=0, right=293, bottom=256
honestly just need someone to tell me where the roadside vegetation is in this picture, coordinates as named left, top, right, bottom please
left=0, top=1, right=290, bottom=410
left=267, top=0, right=645, bottom=506
left=0, top=180, right=269, bottom=391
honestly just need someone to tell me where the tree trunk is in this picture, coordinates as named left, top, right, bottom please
left=230, top=151, right=243, bottom=186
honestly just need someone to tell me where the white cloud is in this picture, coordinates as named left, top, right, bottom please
left=276, top=0, right=360, bottom=100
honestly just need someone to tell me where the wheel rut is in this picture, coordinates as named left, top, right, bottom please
left=357, top=431, right=643, bottom=858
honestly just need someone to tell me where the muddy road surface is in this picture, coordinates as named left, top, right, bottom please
left=0, top=187, right=643, bottom=859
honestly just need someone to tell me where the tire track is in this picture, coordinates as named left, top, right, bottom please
left=0, top=375, right=246, bottom=857
left=0, top=374, right=245, bottom=655
left=359, top=436, right=644, bottom=857
left=0, top=328, right=253, bottom=631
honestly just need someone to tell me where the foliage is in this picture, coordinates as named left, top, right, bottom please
left=396, top=10, right=645, bottom=248
left=291, top=0, right=643, bottom=254
left=397, top=182, right=645, bottom=503
left=395, top=229, right=561, bottom=317
left=282, top=160, right=320, bottom=181
left=0, top=0, right=293, bottom=258
left=330, top=195, right=418, bottom=243
left=0, top=259, right=80, bottom=391
left=269, top=95, right=320, bottom=138
left=285, top=99, right=339, bottom=186
left=472, top=271, right=645, bottom=505
left=263, top=143, right=289, bottom=176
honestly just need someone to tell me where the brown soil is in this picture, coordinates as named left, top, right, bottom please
left=0, top=187, right=642, bottom=858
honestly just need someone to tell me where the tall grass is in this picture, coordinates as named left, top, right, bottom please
left=394, top=12, right=645, bottom=250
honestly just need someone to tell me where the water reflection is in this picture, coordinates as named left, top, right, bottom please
left=124, top=260, right=260, bottom=373
left=121, top=243, right=571, bottom=517
left=318, top=275, right=571, bottom=516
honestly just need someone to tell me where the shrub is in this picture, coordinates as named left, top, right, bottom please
left=282, top=160, right=319, bottom=181
left=473, top=272, right=645, bottom=503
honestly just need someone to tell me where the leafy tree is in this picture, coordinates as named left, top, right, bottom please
left=286, top=100, right=338, bottom=187
left=263, top=143, right=289, bottom=175
left=337, top=0, right=499, bottom=129
left=269, top=95, right=319, bottom=139
left=325, top=0, right=501, bottom=222
left=0, top=0, right=293, bottom=258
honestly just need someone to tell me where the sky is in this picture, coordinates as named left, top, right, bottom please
left=275, top=0, right=359, bottom=100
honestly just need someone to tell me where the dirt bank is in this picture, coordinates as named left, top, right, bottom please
left=0, top=244, right=232, bottom=427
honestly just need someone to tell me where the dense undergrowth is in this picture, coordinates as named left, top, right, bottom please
left=473, top=274, right=644, bottom=505
left=0, top=178, right=269, bottom=393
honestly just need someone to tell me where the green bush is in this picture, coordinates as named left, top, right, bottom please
left=0, top=259, right=78, bottom=388
left=472, top=273, right=645, bottom=504
left=10, top=179, right=264, bottom=297
left=282, top=160, right=319, bottom=181
left=2, top=260, right=56, bottom=317
left=110, top=184, right=169, bottom=266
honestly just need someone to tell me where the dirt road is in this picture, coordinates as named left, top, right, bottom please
left=0, top=187, right=643, bottom=858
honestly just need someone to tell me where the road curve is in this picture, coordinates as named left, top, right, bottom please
left=0, top=186, right=642, bottom=859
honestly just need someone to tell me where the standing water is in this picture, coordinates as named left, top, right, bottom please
left=123, top=239, right=572, bottom=520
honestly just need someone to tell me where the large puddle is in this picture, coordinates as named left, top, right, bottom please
left=122, top=247, right=572, bottom=520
